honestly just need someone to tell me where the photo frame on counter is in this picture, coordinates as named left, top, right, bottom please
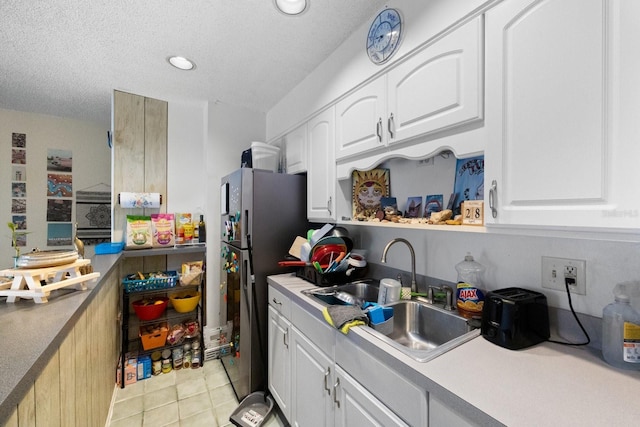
left=352, top=168, right=390, bottom=219
left=405, top=196, right=423, bottom=218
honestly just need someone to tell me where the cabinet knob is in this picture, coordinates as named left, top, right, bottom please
left=333, top=377, right=341, bottom=407
left=327, top=197, right=332, bottom=216
left=376, top=118, right=383, bottom=142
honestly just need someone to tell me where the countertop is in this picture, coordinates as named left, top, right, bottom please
left=268, top=273, right=640, bottom=427
left=0, top=253, right=120, bottom=424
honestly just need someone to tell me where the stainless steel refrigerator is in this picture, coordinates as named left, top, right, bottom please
left=219, top=168, right=307, bottom=401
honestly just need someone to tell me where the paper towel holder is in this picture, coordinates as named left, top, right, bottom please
left=117, top=193, right=163, bottom=206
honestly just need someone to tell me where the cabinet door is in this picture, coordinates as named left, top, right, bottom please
left=307, top=107, right=337, bottom=221
left=268, top=306, right=291, bottom=422
left=429, top=395, right=475, bottom=427
left=335, top=76, right=387, bottom=160
left=334, top=366, right=409, bottom=427
left=291, top=327, right=333, bottom=427
left=387, top=16, right=483, bottom=147
left=484, top=0, right=637, bottom=229
left=285, top=123, right=308, bottom=174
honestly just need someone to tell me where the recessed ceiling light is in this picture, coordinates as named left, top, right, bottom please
left=274, top=0, right=307, bottom=15
left=168, top=56, right=196, bottom=70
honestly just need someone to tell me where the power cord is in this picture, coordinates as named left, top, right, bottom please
left=548, top=277, right=591, bottom=346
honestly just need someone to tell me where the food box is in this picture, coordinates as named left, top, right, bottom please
left=139, top=322, right=169, bottom=350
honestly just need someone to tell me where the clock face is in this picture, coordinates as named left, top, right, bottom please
left=367, top=8, right=402, bottom=65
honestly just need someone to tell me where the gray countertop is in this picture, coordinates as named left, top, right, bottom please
left=268, top=273, right=640, bottom=427
left=0, top=253, right=120, bottom=424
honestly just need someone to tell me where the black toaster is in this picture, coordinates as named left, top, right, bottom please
left=480, top=287, right=550, bottom=350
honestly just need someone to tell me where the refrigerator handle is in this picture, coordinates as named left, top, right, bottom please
left=244, top=209, right=249, bottom=241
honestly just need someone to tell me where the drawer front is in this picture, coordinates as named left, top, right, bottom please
left=335, top=333, right=428, bottom=427
left=291, top=302, right=335, bottom=359
left=268, top=285, right=291, bottom=319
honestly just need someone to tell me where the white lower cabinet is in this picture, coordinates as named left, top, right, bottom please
left=290, top=326, right=334, bottom=427
left=429, top=396, right=476, bottom=427
left=334, top=365, right=409, bottom=427
left=267, top=305, right=291, bottom=421
left=269, top=283, right=411, bottom=427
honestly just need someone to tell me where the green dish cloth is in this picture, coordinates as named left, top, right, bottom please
left=322, top=305, right=368, bottom=334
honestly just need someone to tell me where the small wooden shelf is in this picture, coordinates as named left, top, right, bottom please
left=121, top=244, right=206, bottom=258
left=338, top=220, right=486, bottom=233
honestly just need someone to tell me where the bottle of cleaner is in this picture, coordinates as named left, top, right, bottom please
left=602, top=282, right=640, bottom=370
left=455, top=253, right=485, bottom=319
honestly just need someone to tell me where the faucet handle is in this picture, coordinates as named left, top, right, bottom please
left=441, top=285, right=455, bottom=311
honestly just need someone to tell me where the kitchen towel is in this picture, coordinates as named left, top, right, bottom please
left=118, top=192, right=161, bottom=209
left=322, top=305, right=368, bottom=334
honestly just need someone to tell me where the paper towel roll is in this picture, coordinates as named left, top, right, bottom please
left=119, top=192, right=161, bottom=208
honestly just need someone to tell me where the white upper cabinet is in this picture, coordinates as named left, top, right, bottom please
left=283, top=122, right=307, bottom=174
left=484, top=0, right=640, bottom=231
left=386, top=16, right=483, bottom=146
left=335, top=16, right=485, bottom=178
left=307, top=107, right=337, bottom=222
left=335, top=76, right=386, bottom=160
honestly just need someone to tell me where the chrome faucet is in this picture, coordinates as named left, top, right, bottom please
left=381, top=238, right=417, bottom=293
left=425, top=285, right=455, bottom=311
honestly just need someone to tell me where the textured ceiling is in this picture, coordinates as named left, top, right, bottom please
left=1, top=0, right=387, bottom=126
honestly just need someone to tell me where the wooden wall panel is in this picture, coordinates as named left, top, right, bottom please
left=16, top=385, right=35, bottom=426
left=58, top=329, right=75, bottom=426
left=10, top=267, right=119, bottom=427
left=34, top=351, right=60, bottom=427
left=113, top=90, right=168, bottom=272
left=74, top=309, right=89, bottom=426
left=113, top=91, right=146, bottom=241
left=143, top=97, right=168, bottom=205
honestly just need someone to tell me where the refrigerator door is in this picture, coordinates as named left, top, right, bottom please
left=220, top=168, right=253, bottom=249
left=219, top=243, right=255, bottom=401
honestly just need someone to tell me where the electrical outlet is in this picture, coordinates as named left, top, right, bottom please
left=541, top=256, right=586, bottom=295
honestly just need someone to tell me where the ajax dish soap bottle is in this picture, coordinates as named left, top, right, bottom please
left=455, top=253, right=485, bottom=319
left=602, top=281, right=640, bottom=370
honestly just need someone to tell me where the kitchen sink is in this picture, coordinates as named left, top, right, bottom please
left=301, top=279, right=379, bottom=306
left=364, top=300, right=480, bottom=362
left=301, top=281, right=479, bottom=362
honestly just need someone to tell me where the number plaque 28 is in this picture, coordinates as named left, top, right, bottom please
left=462, top=201, right=484, bottom=226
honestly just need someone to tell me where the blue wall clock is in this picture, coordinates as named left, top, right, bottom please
left=367, top=8, right=403, bottom=65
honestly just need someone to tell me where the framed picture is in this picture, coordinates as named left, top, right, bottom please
left=425, top=194, right=444, bottom=218
left=352, top=169, right=390, bottom=219
left=453, top=155, right=484, bottom=214
left=380, top=197, right=398, bottom=214
left=405, top=196, right=423, bottom=218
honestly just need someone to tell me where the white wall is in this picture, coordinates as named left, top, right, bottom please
left=204, top=101, right=266, bottom=326
left=0, top=108, right=109, bottom=265
left=152, top=97, right=265, bottom=327
left=266, top=0, right=640, bottom=318
left=267, top=0, right=496, bottom=139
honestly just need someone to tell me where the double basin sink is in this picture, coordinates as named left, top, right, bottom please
left=302, top=280, right=480, bottom=362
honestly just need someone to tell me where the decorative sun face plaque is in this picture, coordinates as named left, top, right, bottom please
left=352, top=169, right=390, bottom=220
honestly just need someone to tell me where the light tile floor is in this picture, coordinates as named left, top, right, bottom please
left=108, top=359, right=284, bottom=427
